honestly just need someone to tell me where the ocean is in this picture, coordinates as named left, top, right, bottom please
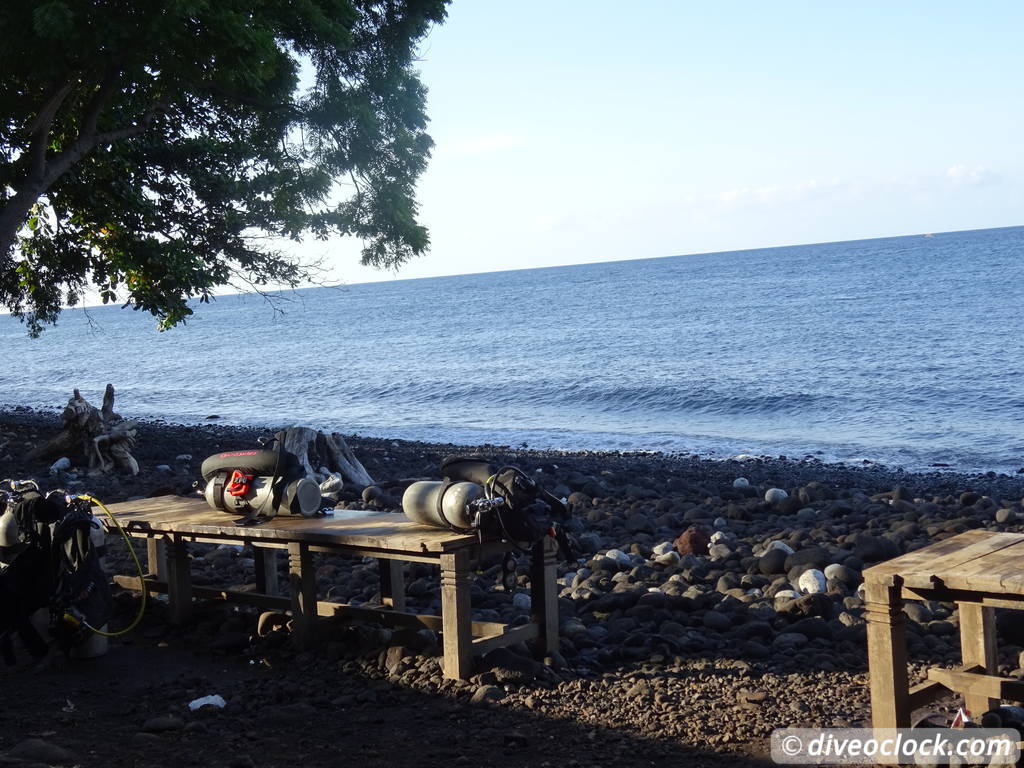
left=1, top=226, right=1022, bottom=474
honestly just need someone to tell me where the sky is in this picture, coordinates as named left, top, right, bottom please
left=275, top=2, right=1023, bottom=283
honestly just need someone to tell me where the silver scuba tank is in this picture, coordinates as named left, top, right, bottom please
left=401, top=481, right=483, bottom=530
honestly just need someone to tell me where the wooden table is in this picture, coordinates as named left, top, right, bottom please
left=100, top=496, right=559, bottom=680
left=864, top=529, right=1024, bottom=727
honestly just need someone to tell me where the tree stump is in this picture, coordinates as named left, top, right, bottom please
left=274, top=426, right=374, bottom=489
left=29, top=385, right=139, bottom=475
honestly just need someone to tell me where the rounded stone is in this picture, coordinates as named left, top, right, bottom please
left=765, top=488, right=789, bottom=504
left=797, top=569, right=827, bottom=594
left=733, top=477, right=750, bottom=488
left=758, top=549, right=788, bottom=575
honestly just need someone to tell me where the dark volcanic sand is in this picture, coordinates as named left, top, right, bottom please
left=2, top=406, right=1024, bottom=768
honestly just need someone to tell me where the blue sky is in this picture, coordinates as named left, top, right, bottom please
left=305, top=1, right=1024, bottom=283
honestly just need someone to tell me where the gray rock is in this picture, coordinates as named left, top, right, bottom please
left=6, top=738, right=79, bottom=765
left=903, top=603, right=933, bottom=624
left=765, top=488, right=789, bottom=503
left=928, top=620, right=957, bottom=636
left=997, top=508, right=1017, bottom=524
left=702, top=611, right=733, bottom=632
left=49, top=457, right=72, bottom=474
left=823, top=564, right=859, bottom=583
left=626, top=679, right=653, bottom=699
left=759, top=549, right=788, bottom=575
left=773, top=632, right=809, bottom=648
left=142, top=715, right=185, bottom=732
left=470, top=685, right=506, bottom=704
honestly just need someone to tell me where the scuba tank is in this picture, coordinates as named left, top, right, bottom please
left=199, top=443, right=322, bottom=522
left=401, top=456, right=571, bottom=551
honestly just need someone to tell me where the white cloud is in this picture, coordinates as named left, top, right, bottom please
left=703, top=178, right=847, bottom=208
left=945, top=164, right=999, bottom=186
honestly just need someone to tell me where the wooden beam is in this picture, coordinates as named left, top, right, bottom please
left=530, top=536, right=560, bottom=658
left=378, top=559, right=406, bottom=611
left=471, top=624, right=539, bottom=656
left=926, top=667, right=1024, bottom=702
left=288, top=542, right=317, bottom=648
left=907, top=679, right=947, bottom=710
left=440, top=549, right=472, bottom=680
left=865, top=579, right=911, bottom=728
left=960, top=603, right=999, bottom=716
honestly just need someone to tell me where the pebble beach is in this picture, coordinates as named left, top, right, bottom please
left=3, top=406, right=1024, bottom=765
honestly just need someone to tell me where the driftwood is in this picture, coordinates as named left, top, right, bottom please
left=274, top=425, right=374, bottom=489
left=29, top=385, right=139, bottom=475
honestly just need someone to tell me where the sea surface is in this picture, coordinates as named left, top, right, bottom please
left=2, top=226, right=1023, bottom=474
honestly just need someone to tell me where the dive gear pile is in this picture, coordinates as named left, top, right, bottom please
left=402, top=456, right=573, bottom=555
left=200, top=439, right=322, bottom=523
left=0, top=481, right=142, bottom=663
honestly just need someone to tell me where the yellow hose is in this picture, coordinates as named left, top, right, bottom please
left=78, top=495, right=147, bottom=637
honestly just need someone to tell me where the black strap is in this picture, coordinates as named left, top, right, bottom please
left=501, top=551, right=516, bottom=592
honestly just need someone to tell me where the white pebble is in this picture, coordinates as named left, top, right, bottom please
left=765, top=488, right=789, bottom=503
left=774, top=589, right=799, bottom=601
left=651, top=541, right=674, bottom=556
left=766, top=540, right=795, bottom=555
left=732, top=477, right=750, bottom=488
left=798, top=569, right=828, bottom=594
left=655, top=551, right=681, bottom=566
left=710, top=531, right=735, bottom=545
left=708, top=543, right=732, bottom=561
left=604, top=549, right=632, bottom=566
left=712, top=517, right=728, bottom=530
left=188, top=694, right=226, bottom=711
left=823, top=564, right=845, bottom=581
left=155, top=464, right=172, bottom=473
left=175, top=454, right=193, bottom=461
left=49, top=457, right=71, bottom=474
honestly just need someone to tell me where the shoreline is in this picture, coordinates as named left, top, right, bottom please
left=2, top=404, right=1021, bottom=499
left=5, top=403, right=1024, bottom=761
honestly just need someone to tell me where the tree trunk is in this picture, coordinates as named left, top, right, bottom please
left=274, top=425, right=374, bottom=489
left=28, top=384, right=139, bottom=475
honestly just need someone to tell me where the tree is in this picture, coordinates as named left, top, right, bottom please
left=0, top=0, right=448, bottom=334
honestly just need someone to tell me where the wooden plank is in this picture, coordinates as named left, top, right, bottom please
left=379, top=559, right=406, bottom=612
left=927, top=667, right=1024, bottom=702
left=146, top=538, right=168, bottom=580
left=898, top=533, right=1024, bottom=590
left=959, top=603, right=999, bottom=716
left=471, top=624, right=539, bottom=656
left=253, top=546, right=279, bottom=595
left=440, top=549, right=473, bottom=680
left=950, top=543, right=1024, bottom=593
left=865, top=580, right=911, bottom=728
left=530, top=536, right=560, bottom=657
left=903, top=588, right=1024, bottom=610
left=101, top=496, right=477, bottom=553
left=908, top=679, right=946, bottom=710
left=165, top=536, right=192, bottom=624
left=864, top=530, right=995, bottom=585
left=288, top=542, right=317, bottom=648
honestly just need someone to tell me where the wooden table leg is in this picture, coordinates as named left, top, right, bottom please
left=530, top=536, right=559, bottom=658
left=379, top=559, right=406, bottom=611
left=959, top=602, right=998, bottom=717
left=254, top=546, right=279, bottom=595
left=287, top=542, right=317, bottom=648
left=146, top=538, right=167, bottom=579
left=440, top=549, right=472, bottom=680
left=165, top=536, right=192, bottom=625
left=865, top=579, right=911, bottom=728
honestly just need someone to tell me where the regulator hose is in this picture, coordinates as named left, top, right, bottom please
left=76, top=495, right=147, bottom=637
